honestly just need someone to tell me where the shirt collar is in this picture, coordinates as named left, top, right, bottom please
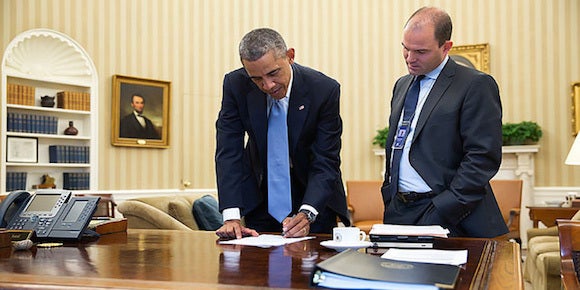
left=424, top=55, right=449, bottom=80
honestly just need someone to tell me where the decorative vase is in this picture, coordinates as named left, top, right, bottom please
left=40, top=95, right=55, bottom=107
left=64, top=121, right=78, bottom=135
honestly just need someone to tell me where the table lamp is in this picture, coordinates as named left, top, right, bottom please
left=565, top=134, right=580, bottom=165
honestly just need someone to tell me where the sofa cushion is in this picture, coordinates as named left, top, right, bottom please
left=168, top=197, right=199, bottom=230
left=528, top=237, right=560, bottom=261
left=192, top=195, right=223, bottom=231
left=536, top=251, right=561, bottom=276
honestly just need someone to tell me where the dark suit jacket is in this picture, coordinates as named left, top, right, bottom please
left=119, top=113, right=160, bottom=139
left=382, top=58, right=508, bottom=238
left=215, top=63, right=350, bottom=230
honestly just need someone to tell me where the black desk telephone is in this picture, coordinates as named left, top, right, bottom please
left=0, top=190, right=100, bottom=241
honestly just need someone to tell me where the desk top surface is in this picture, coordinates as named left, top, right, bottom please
left=0, top=229, right=522, bottom=289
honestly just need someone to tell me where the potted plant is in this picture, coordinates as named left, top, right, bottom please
left=502, top=121, right=542, bottom=145
left=372, top=126, right=389, bottom=148
left=373, top=121, right=543, bottom=147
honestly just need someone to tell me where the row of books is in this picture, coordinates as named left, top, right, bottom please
left=63, top=172, right=90, bottom=190
left=7, top=112, right=59, bottom=134
left=49, top=145, right=90, bottom=164
left=6, top=83, right=35, bottom=106
left=6, top=172, right=27, bottom=191
left=57, top=91, right=90, bottom=111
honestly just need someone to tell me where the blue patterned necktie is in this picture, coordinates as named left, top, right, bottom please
left=268, top=99, right=292, bottom=223
left=389, top=75, right=425, bottom=196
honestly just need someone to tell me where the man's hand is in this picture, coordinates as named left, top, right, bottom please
left=215, top=219, right=259, bottom=240
left=282, top=212, right=310, bottom=238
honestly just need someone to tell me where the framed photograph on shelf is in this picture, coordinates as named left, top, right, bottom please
left=111, top=75, right=171, bottom=148
left=6, top=137, right=38, bottom=163
left=449, top=43, right=490, bottom=74
left=571, top=82, right=580, bottom=136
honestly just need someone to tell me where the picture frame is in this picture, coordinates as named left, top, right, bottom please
left=449, top=43, right=490, bottom=74
left=6, top=137, right=38, bottom=163
left=111, top=75, right=171, bottom=148
left=571, top=82, right=580, bottom=136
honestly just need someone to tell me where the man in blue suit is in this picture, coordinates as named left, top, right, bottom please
left=215, top=28, right=350, bottom=239
left=382, top=7, right=508, bottom=238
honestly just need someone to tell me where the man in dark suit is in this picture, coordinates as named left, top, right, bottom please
left=215, top=28, right=350, bottom=239
left=119, top=94, right=160, bottom=139
left=381, top=7, right=508, bottom=238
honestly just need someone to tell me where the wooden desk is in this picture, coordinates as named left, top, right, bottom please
left=527, top=206, right=579, bottom=227
left=0, top=229, right=522, bottom=289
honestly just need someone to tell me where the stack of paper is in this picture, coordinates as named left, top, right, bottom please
left=368, top=224, right=450, bottom=251
left=369, top=224, right=450, bottom=238
left=219, top=234, right=314, bottom=248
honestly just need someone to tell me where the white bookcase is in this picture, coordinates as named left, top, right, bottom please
left=1, top=29, right=98, bottom=193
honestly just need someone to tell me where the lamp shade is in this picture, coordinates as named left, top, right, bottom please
left=565, top=134, right=580, bottom=165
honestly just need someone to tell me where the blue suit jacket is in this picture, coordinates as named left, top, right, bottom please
left=215, top=63, right=350, bottom=227
left=382, top=59, right=508, bottom=238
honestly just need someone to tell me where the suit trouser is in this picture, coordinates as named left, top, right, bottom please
left=384, top=196, right=466, bottom=237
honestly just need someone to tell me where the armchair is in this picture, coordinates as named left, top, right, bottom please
left=490, top=179, right=523, bottom=243
left=346, top=180, right=384, bottom=233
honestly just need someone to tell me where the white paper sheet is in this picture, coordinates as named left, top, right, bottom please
left=381, top=248, right=468, bottom=266
left=218, top=234, right=315, bottom=248
left=370, top=224, right=450, bottom=238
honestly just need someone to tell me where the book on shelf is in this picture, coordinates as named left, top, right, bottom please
left=310, top=249, right=460, bottom=289
left=57, top=91, right=90, bottom=111
left=6, top=83, right=34, bottom=106
left=49, top=145, right=90, bottom=164
left=6, top=172, right=27, bottom=192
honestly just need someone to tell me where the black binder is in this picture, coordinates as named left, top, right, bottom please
left=311, top=249, right=460, bottom=289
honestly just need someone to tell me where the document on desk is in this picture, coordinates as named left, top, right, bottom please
left=311, top=249, right=460, bottom=289
left=219, top=234, right=314, bottom=248
left=381, top=249, right=468, bottom=266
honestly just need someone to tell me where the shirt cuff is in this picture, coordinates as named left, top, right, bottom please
left=222, top=208, right=241, bottom=222
left=299, top=204, right=318, bottom=216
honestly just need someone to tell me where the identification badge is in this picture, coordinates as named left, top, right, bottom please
left=393, top=122, right=410, bottom=149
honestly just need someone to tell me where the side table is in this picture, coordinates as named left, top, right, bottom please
left=526, top=206, right=579, bottom=227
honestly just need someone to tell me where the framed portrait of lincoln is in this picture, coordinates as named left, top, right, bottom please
left=111, top=75, right=170, bottom=148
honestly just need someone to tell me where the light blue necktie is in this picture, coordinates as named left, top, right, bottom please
left=268, top=99, right=292, bottom=223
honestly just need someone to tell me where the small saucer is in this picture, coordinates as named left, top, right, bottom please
left=320, top=240, right=373, bottom=252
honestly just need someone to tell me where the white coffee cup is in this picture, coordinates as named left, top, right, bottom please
left=333, top=227, right=366, bottom=243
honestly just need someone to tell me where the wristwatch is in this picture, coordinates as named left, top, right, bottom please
left=299, top=209, right=317, bottom=223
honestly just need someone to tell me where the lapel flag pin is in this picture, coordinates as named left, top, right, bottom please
left=298, top=105, right=305, bottom=110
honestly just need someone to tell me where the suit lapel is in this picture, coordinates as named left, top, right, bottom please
left=288, top=64, right=310, bottom=154
left=247, top=87, right=268, bottom=160
left=392, top=76, right=415, bottom=125
left=413, top=60, right=456, bottom=139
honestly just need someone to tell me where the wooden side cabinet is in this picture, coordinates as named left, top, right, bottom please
left=526, top=206, right=579, bottom=227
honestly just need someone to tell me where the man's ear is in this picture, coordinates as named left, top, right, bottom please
left=286, top=48, right=295, bottom=64
left=442, top=40, right=453, bottom=54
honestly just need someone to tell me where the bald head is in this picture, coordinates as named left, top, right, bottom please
left=405, top=7, right=452, bottom=47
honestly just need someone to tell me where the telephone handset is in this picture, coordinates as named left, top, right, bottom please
left=0, top=190, right=100, bottom=241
